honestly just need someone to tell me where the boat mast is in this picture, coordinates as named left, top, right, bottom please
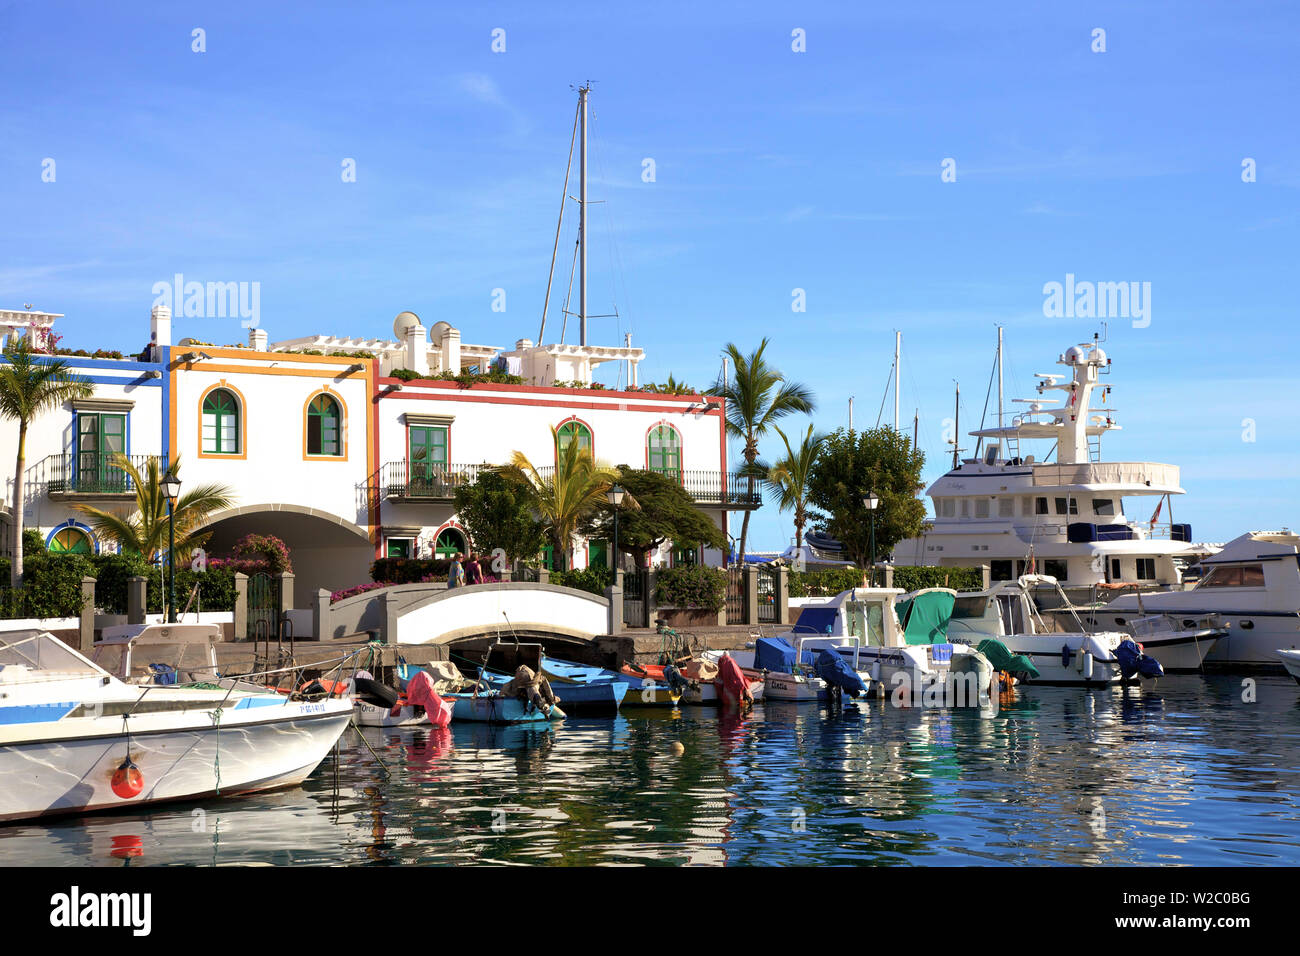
left=996, top=325, right=1004, bottom=454
left=849, top=395, right=854, bottom=430
left=952, top=382, right=960, bottom=469
left=894, top=331, right=901, bottom=430
left=579, top=83, right=589, bottom=347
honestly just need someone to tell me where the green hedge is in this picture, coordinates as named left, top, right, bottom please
left=550, top=566, right=613, bottom=596
left=789, top=565, right=984, bottom=597
left=655, top=566, right=726, bottom=613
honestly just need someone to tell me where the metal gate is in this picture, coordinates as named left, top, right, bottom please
left=623, top=568, right=646, bottom=627
left=757, top=566, right=775, bottom=623
left=726, top=566, right=744, bottom=624
left=248, top=571, right=279, bottom=643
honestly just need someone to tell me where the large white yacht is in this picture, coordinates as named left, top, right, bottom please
left=1082, top=531, right=1300, bottom=668
left=894, top=333, right=1212, bottom=598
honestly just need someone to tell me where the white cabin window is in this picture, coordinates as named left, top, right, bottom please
left=1092, top=499, right=1116, bottom=517
left=998, top=498, right=1015, bottom=518
left=974, top=499, right=990, bottom=519
left=960, top=499, right=970, bottom=517
left=1035, top=497, right=1049, bottom=515
left=1135, top=558, right=1156, bottom=580
left=937, top=498, right=955, bottom=518
left=1054, top=497, right=1077, bottom=516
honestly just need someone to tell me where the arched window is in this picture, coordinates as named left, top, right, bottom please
left=307, top=394, right=342, bottom=456
left=202, top=388, right=241, bottom=455
left=434, top=528, right=467, bottom=559
left=49, top=526, right=92, bottom=554
left=556, top=421, right=592, bottom=457
left=647, top=424, right=682, bottom=481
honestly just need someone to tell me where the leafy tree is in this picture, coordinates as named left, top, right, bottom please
left=580, top=468, right=726, bottom=568
left=452, top=469, right=546, bottom=565
left=0, top=340, right=93, bottom=588
left=754, top=424, right=827, bottom=551
left=806, top=427, right=926, bottom=568
left=74, top=454, right=235, bottom=563
left=712, top=339, right=815, bottom=563
left=499, top=427, right=628, bottom=571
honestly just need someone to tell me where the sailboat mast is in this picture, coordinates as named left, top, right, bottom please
left=894, top=331, right=901, bottom=430
left=579, top=84, right=589, bottom=347
left=996, top=325, right=1004, bottom=454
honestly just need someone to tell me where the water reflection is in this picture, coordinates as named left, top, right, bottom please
left=2, top=675, right=1299, bottom=866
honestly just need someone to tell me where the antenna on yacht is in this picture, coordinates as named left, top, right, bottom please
left=949, top=381, right=963, bottom=469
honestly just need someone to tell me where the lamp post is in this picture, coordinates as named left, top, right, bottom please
left=863, top=491, right=879, bottom=587
left=162, top=473, right=182, bottom=623
left=607, top=484, right=625, bottom=578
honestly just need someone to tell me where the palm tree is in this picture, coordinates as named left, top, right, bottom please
left=499, top=427, right=631, bottom=571
left=713, top=339, right=815, bottom=563
left=74, top=455, right=235, bottom=563
left=756, top=424, right=828, bottom=552
left=0, top=339, right=94, bottom=589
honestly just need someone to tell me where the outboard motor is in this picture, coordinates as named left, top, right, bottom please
left=814, top=650, right=869, bottom=699
left=1115, top=639, right=1165, bottom=681
left=662, top=664, right=689, bottom=696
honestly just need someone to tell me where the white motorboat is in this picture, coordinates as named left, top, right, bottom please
left=0, top=626, right=351, bottom=824
left=718, top=635, right=872, bottom=702
left=946, top=575, right=1171, bottom=685
left=776, top=587, right=994, bottom=707
left=1085, top=532, right=1300, bottom=668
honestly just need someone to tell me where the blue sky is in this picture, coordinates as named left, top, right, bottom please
left=2, top=0, right=1297, bottom=550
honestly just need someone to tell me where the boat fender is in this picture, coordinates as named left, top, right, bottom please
left=1061, top=645, right=1072, bottom=669
left=111, top=757, right=144, bottom=799
left=1082, top=651, right=1094, bottom=681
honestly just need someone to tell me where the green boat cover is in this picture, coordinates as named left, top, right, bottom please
left=900, top=590, right=956, bottom=645
left=976, top=638, right=1041, bottom=678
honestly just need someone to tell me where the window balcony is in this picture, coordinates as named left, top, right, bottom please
left=365, top=462, right=762, bottom=509
left=37, top=454, right=158, bottom=499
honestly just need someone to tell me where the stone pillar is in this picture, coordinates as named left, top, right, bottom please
left=127, top=575, right=147, bottom=625
left=233, top=572, right=249, bottom=641
left=79, top=576, right=96, bottom=653
left=605, top=584, right=623, bottom=635
left=614, top=567, right=625, bottom=592
left=883, top=564, right=895, bottom=589
left=775, top=565, right=790, bottom=626
left=277, top=571, right=295, bottom=612
left=313, top=588, right=332, bottom=641
left=537, top=566, right=550, bottom=585
left=498, top=564, right=512, bottom=582
left=743, top=565, right=760, bottom=626
left=380, top=589, right=399, bottom=643
left=980, top=563, right=991, bottom=589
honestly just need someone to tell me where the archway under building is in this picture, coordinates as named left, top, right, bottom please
left=198, top=503, right=374, bottom=607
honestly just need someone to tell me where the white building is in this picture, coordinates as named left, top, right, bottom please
left=2, top=304, right=751, bottom=602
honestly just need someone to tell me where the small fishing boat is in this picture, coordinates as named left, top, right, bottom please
left=628, top=657, right=766, bottom=705
left=451, top=641, right=567, bottom=725
left=0, top=626, right=351, bottom=823
left=448, top=693, right=567, bottom=725
left=478, top=644, right=628, bottom=715
left=746, top=635, right=873, bottom=703
left=615, top=664, right=682, bottom=707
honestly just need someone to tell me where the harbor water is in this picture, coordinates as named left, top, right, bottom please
left=5, top=674, right=1299, bottom=866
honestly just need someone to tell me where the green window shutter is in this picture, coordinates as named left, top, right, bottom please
left=308, top=395, right=342, bottom=456
left=202, top=389, right=240, bottom=454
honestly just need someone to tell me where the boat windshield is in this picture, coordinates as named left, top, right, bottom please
left=93, top=641, right=220, bottom=684
left=0, top=631, right=103, bottom=675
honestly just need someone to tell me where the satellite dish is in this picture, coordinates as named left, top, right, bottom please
left=393, top=311, right=422, bottom=339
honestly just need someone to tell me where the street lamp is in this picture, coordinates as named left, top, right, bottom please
left=863, top=492, right=880, bottom=587
left=162, top=473, right=182, bottom=623
left=607, top=484, right=625, bottom=576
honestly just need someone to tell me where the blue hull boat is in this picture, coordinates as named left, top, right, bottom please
left=479, top=656, right=630, bottom=714
left=448, top=692, right=567, bottom=725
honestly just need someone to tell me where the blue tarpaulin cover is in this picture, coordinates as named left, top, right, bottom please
left=755, top=637, right=797, bottom=673
left=792, top=606, right=839, bottom=637
left=814, top=649, right=868, bottom=697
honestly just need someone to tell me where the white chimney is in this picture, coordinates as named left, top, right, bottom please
left=441, top=326, right=461, bottom=374
left=405, top=321, right=429, bottom=376
left=249, top=328, right=268, bottom=351
left=151, top=305, right=172, bottom=347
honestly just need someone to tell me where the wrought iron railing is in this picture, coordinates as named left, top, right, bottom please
left=366, top=462, right=762, bottom=507
left=39, top=454, right=156, bottom=496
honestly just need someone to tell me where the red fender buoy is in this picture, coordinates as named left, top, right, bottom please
left=111, top=757, right=144, bottom=799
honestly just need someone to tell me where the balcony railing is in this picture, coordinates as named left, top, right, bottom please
left=366, top=462, right=762, bottom=508
left=39, top=454, right=156, bottom=497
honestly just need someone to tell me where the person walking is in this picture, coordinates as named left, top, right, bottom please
left=447, top=553, right=464, bottom=589
left=465, top=552, right=483, bottom=585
